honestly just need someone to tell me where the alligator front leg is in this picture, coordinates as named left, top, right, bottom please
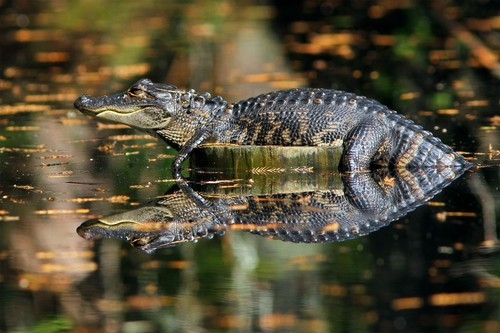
left=172, top=128, right=213, bottom=179
left=340, top=116, right=390, bottom=172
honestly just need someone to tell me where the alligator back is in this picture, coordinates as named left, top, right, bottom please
left=220, top=88, right=389, bottom=146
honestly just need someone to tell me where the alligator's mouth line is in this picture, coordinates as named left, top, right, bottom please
left=79, top=104, right=156, bottom=115
left=94, top=219, right=144, bottom=226
left=78, top=220, right=143, bottom=231
left=85, top=219, right=175, bottom=231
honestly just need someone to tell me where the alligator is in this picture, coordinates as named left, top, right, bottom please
left=77, top=167, right=467, bottom=252
left=74, top=79, right=472, bottom=175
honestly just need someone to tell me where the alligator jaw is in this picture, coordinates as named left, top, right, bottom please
left=74, top=93, right=145, bottom=115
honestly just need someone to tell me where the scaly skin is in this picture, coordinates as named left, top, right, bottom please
left=74, top=79, right=472, bottom=176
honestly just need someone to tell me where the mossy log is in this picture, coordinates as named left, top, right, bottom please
left=190, top=145, right=343, bottom=195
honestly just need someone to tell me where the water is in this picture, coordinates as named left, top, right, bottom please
left=0, top=0, right=499, bottom=332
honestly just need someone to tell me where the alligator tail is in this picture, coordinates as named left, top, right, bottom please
left=387, top=112, right=471, bottom=172
left=383, top=112, right=471, bottom=215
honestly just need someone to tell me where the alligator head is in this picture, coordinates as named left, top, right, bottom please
left=74, top=79, right=220, bottom=147
left=74, top=79, right=183, bottom=130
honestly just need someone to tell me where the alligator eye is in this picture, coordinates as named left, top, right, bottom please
left=128, top=88, right=146, bottom=98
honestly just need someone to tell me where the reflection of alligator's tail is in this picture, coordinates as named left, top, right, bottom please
left=387, top=112, right=472, bottom=172
left=388, top=162, right=470, bottom=222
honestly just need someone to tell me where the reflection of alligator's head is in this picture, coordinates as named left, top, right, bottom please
left=74, top=79, right=222, bottom=148
left=77, top=203, right=226, bottom=253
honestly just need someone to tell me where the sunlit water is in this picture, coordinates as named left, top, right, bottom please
left=0, top=1, right=498, bottom=332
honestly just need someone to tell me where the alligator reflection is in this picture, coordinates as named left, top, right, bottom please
left=77, top=165, right=468, bottom=253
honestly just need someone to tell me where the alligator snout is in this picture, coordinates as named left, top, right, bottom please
left=74, top=95, right=95, bottom=113
left=74, top=94, right=118, bottom=115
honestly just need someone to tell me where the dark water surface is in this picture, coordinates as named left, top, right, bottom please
left=0, top=0, right=499, bottom=332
